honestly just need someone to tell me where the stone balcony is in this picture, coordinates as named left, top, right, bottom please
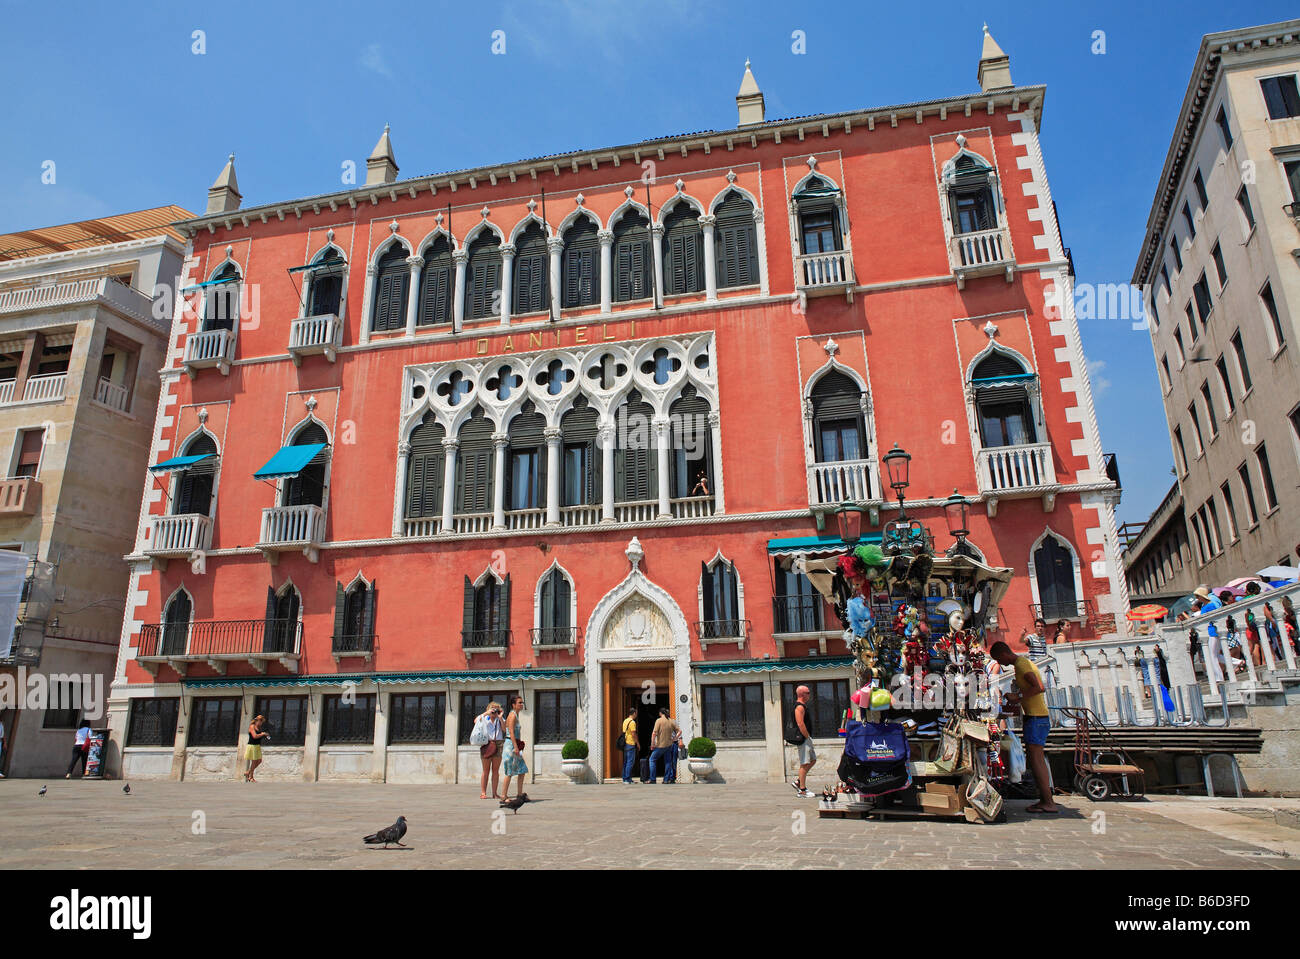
left=144, top=513, right=213, bottom=570
left=0, top=476, right=41, bottom=517
left=948, top=227, right=1014, bottom=288
left=182, top=328, right=235, bottom=377
left=976, top=442, right=1058, bottom=515
left=258, top=503, right=326, bottom=564
left=794, top=250, right=855, bottom=306
left=288, top=313, right=342, bottom=366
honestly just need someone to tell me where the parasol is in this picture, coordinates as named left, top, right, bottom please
left=1125, top=604, right=1168, bottom=622
left=1166, top=594, right=1199, bottom=620
left=1257, top=566, right=1299, bottom=582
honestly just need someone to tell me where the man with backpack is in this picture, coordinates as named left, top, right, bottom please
left=786, top=685, right=816, bottom=798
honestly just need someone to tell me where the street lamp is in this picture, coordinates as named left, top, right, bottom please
left=834, top=500, right=865, bottom=545
left=882, top=444, right=911, bottom=520
left=943, top=489, right=969, bottom=540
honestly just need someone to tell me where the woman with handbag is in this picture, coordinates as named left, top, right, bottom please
left=500, top=695, right=529, bottom=802
left=475, top=702, right=506, bottom=800
left=65, top=720, right=93, bottom=779
left=244, top=714, right=270, bottom=782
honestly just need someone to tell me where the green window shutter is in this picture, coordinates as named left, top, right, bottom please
left=462, top=576, right=475, bottom=634
left=333, top=582, right=345, bottom=641
left=496, top=574, right=512, bottom=637
left=419, top=259, right=451, bottom=326
left=361, top=582, right=377, bottom=640
left=540, top=572, right=554, bottom=630
left=262, top=586, right=277, bottom=649
left=615, top=243, right=633, bottom=301
left=372, top=274, right=392, bottom=331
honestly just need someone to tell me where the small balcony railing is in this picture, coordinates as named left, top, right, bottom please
left=0, top=476, right=40, bottom=517
left=948, top=227, right=1013, bottom=286
left=258, top=504, right=325, bottom=563
left=452, top=512, right=493, bottom=534
left=560, top=503, right=603, bottom=526
left=0, top=380, right=13, bottom=404
left=530, top=626, right=581, bottom=649
left=977, top=443, right=1056, bottom=494
left=795, top=250, right=855, bottom=295
left=614, top=499, right=658, bottom=523
left=772, top=595, right=824, bottom=635
left=669, top=495, right=714, bottom=519
left=94, top=376, right=130, bottom=412
left=806, top=458, right=876, bottom=508
left=146, top=513, right=213, bottom=560
left=1029, top=599, right=1095, bottom=624
left=288, top=313, right=341, bottom=365
left=136, top=618, right=302, bottom=675
left=332, top=631, right=375, bottom=662
left=402, top=515, right=442, bottom=537
left=22, top=372, right=67, bottom=403
left=694, top=619, right=750, bottom=648
left=462, top=628, right=511, bottom=657
left=183, top=328, right=234, bottom=376
left=505, top=507, right=547, bottom=530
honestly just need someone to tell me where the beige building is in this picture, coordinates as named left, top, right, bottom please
left=1133, top=20, right=1300, bottom=589
left=0, top=207, right=190, bottom=777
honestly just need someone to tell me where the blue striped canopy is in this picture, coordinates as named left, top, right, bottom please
left=253, top=443, right=326, bottom=480
left=149, top=453, right=216, bottom=473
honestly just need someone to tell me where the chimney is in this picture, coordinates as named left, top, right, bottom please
left=206, top=154, right=241, bottom=215
left=736, top=60, right=765, bottom=127
left=366, top=124, right=399, bottom=186
left=977, top=24, right=1013, bottom=92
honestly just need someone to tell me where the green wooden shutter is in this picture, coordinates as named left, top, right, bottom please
left=361, top=582, right=377, bottom=641
left=262, top=586, right=277, bottom=649
left=615, top=243, right=633, bottom=301
left=333, top=582, right=345, bottom=642
left=496, top=574, right=512, bottom=639
left=462, top=576, right=475, bottom=635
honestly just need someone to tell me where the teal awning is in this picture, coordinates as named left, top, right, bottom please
left=972, top=372, right=1035, bottom=384
left=180, top=277, right=240, bottom=293
left=694, top=656, right=853, bottom=675
left=767, top=533, right=881, bottom=556
left=287, top=259, right=346, bottom=275
left=149, top=453, right=216, bottom=474
left=793, top=186, right=840, bottom=200
left=254, top=443, right=327, bottom=480
left=183, top=667, right=582, bottom=689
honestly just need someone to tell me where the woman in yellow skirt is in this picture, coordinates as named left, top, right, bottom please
left=244, top=714, right=269, bottom=782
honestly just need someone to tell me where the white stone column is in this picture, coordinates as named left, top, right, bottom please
left=452, top=249, right=468, bottom=333
left=545, top=427, right=562, bottom=526
left=440, top=438, right=458, bottom=532
left=359, top=263, right=377, bottom=345
left=654, top=419, right=671, bottom=519
left=651, top=223, right=665, bottom=307
left=548, top=236, right=565, bottom=321
left=498, top=242, right=515, bottom=327
left=301, top=688, right=322, bottom=782
left=441, top=685, right=458, bottom=783
left=370, top=689, right=389, bottom=782
left=393, top=442, right=410, bottom=536
left=600, top=424, right=615, bottom=522
left=753, top=208, right=769, bottom=295
left=708, top=410, right=724, bottom=514
left=404, top=255, right=424, bottom=336
left=492, top=434, right=508, bottom=530
left=700, top=214, right=718, bottom=301
left=597, top=229, right=614, bottom=314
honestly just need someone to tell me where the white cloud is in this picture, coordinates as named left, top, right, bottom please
left=1087, top=358, right=1111, bottom=396
left=360, top=43, right=395, bottom=80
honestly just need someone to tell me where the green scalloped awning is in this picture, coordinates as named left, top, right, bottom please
left=182, top=668, right=583, bottom=689
left=693, top=656, right=852, bottom=675
left=767, top=533, right=880, bottom=556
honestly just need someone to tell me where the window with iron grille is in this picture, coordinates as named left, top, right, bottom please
left=253, top=696, right=308, bottom=746
left=780, top=680, right=850, bottom=739
left=459, top=692, right=517, bottom=743
left=389, top=693, right=446, bottom=744
left=702, top=683, right=765, bottom=740
left=126, top=698, right=179, bottom=747
left=534, top=689, right=577, bottom=743
left=321, top=693, right=375, bottom=744
left=42, top=679, right=81, bottom=729
left=188, top=697, right=242, bottom=747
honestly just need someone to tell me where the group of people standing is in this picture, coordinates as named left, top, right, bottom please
left=475, top=697, right=529, bottom=800
left=619, top=706, right=682, bottom=783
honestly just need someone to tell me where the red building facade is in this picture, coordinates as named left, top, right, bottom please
left=108, top=31, right=1126, bottom=783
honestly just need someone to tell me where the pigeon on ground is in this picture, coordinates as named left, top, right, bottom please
left=363, top=816, right=408, bottom=848
left=38, top=785, right=47, bottom=796
left=123, top=783, right=131, bottom=794
left=499, top=795, right=529, bottom=814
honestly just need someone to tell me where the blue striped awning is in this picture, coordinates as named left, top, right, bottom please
left=253, top=443, right=327, bottom=480
left=149, top=453, right=216, bottom=473
left=180, top=276, right=240, bottom=293
left=287, top=259, right=347, bottom=275
left=693, top=656, right=853, bottom=675
left=182, top=667, right=583, bottom=689
left=767, top=533, right=880, bottom=556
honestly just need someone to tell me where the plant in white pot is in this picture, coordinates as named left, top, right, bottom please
left=687, top=737, right=716, bottom=782
left=561, top=739, right=589, bottom=784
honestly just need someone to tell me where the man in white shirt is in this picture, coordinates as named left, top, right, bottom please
left=67, top=721, right=92, bottom=779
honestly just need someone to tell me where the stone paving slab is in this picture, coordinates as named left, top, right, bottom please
left=0, top=779, right=1295, bottom=869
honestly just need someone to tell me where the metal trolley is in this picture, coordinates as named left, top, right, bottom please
left=1060, top=706, right=1146, bottom=801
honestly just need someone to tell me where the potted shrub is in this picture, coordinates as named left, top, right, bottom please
left=561, top=739, right=589, bottom=783
left=687, top=737, right=716, bottom=782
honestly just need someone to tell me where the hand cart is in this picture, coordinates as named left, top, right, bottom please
left=1059, top=706, right=1145, bottom=801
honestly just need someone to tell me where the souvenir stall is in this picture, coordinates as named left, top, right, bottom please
left=795, top=447, right=1017, bottom=823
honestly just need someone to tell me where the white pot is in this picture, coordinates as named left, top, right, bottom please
left=687, top=756, right=714, bottom=782
left=561, top=758, right=588, bottom=783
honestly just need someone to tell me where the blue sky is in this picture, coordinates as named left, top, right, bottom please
left=1, top=0, right=1293, bottom=528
